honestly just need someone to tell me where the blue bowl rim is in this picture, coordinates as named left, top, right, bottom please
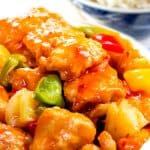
left=72, top=0, right=150, bottom=14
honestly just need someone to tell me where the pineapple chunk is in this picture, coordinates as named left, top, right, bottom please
left=105, top=100, right=149, bottom=140
left=0, top=45, right=10, bottom=70
left=5, top=88, right=38, bottom=127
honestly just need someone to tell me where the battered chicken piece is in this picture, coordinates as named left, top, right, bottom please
left=117, top=129, right=150, bottom=150
left=80, top=144, right=100, bottom=150
left=10, top=68, right=43, bottom=91
left=129, top=98, right=150, bottom=122
left=0, top=8, right=64, bottom=53
left=0, top=8, right=108, bottom=80
left=45, top=38, right=108, bottom=80
left=23, top=18, right=109, bottom=80
left=109, top=48, right=150, bottom=75
left=0, top=86, right=8, bottom=121
left=64, top=64, right=126, bottom=111
left=0, top=123, right=31, bottom=150
left=98, top=131, right=116, bottom=150
left=30, top=107, right=96, bottom=150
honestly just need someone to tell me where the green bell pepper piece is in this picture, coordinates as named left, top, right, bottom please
left=78, top=26, right=115, bottom=37
left=34, top=74, right=65, bottom=107
left=0, top=54, right=26, bottom=87
left=35, top=105, right=47, bottom=116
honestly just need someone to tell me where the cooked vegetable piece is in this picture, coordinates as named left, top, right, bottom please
left=0, top=45, right=10, bottom=70
left=30, top=107, right=96, bottom=150
left=124, top=69, right=150, bottom=95
left=35, top=105, right=47, bottom=115
left=78, top=26, right=124, bottom=53
left=92, top=34, right=124, bottom=53
left=35, top=74, right=65, bottom=107
left=5, top=88, right=38, bottom=127
left=27, top=121, right=37, bottom=137
left=0, top=54, right=26, bottom=87
left=78, top=26, right=116, bottom=37
left=105, top=100, right=149, bottom=140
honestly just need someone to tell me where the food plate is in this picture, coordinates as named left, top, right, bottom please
left=0, top=6, right=150, bottom=150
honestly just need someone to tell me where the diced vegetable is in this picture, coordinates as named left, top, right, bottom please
left=34, top=74, right=65, bottom=107
left=92, top=34, right=124, bottom=53
left=27, top=121, right=37, bottom=136
left=0, top=54, right=27, bottom=87
left=78, top=26, right=124, bottom=53
left=0, top=45, right=10, bottom=70
left=5, top=88, right=38, bottom=127
left=105, top=100, right=148, bottom=140
left=124, top=68, right=150, bottom=95
left=78, top=26, right=116, bottom=37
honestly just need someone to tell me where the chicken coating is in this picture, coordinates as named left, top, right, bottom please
left=0, top=8, right=64, bottom=53
left=117, top=129, right=150, bottom=150
left=64, top=64, right=126, bottom=111
left=109, top=47, right=150, bottom=75
left=10, top=68, right=43, bottom=91
left=128, top=98, right=150, bottom=122
left=0, top=123, right=31, bottom=150
left=0, top=86, right=8, bottom=121
left=80, top=144, right=100, bottom=150
left=0, top=8, right=109, bottom=80
left=30, top=107, right=96, bottom=150
left=98, top=131, right=116, bottom=150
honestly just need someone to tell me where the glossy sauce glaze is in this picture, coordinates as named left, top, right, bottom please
left=0, top=7, right=149, bottom=150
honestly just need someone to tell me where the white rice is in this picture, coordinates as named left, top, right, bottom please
left=94, top=0, right=150, bottom=9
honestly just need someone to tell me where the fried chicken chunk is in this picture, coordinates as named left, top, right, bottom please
left=0, top=123, right=31, bottom=150
left=118, top=129, right=150, bottom=150
left=98, top=131, right=116, bottom=150
left=0, top=8, right=108, bottom=80
left=80, top=144, right=100, bottom=150
left=64, top=65, right=126, bottom=111
left=109, top=46, right=150, bottom=75
left=30, top=107, right=96, bottom=150
left=10, top=68, right=43, bottom=91
left=0, top=86, right=8, bottom=121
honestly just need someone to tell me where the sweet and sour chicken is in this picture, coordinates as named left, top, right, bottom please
left=0, top=7, right=108, bottom=81
left=30, top=107, right=96, bottom=150
left=0, top=7, right=149, bottom=150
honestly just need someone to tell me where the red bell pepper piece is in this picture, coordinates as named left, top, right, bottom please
left=27, top=121, right=37, bottom=136
left=92, top=34, right=124, bottom=53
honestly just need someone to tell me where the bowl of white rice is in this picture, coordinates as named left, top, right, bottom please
left=71, top=0, right=150, bottom=37
left=94, top=0, right=150, bottom=9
